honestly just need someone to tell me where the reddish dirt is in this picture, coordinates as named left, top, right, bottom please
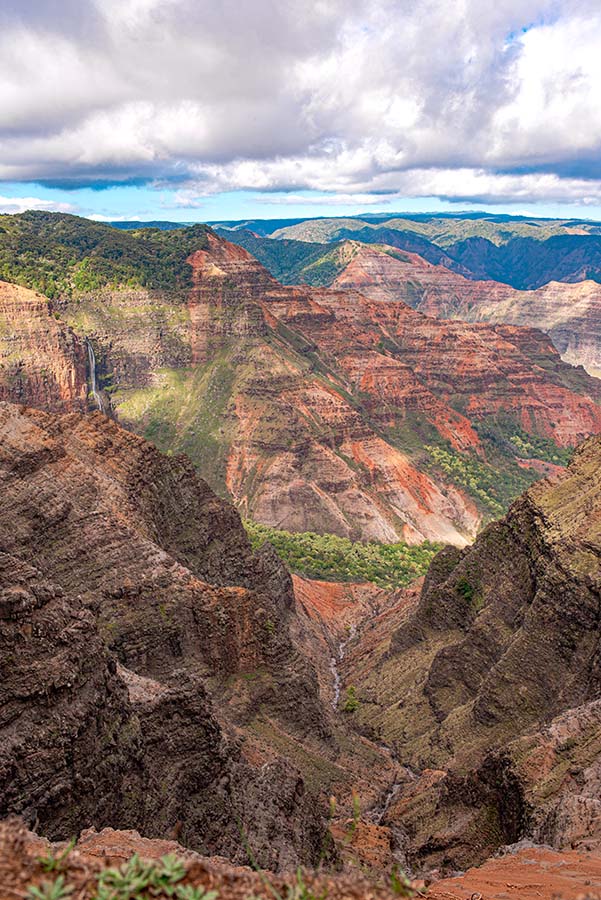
left=0, top=819, right=404, bottom=900
left=293, top=573, right=386, bottom=634
left=429, top=846, right=601, bottom=900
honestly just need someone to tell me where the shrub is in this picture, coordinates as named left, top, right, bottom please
left=342, top=686, right=360, bottom=713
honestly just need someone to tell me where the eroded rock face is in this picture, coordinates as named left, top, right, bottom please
left=177, top=234, right=601, bottom=544
left=0, top=401, right=330, bottom=869
left=2, top=230, right=601, bottom=544
left=0, top=553, right=142, bottom=836
left=0, top=281, right=87, bottom=410
left=345, top=437, right=601, bottom=871
left=332, top=241, right=601, bottom=376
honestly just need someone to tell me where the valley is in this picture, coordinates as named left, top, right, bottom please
left=2, top=213, right=601, bottom=548
left=2, top=210, right=601, bottom=900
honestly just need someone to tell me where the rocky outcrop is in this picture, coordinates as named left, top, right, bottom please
left=6, top=816, right=601, bottom=900
left=343, top=436, right=601, bottom=871
left=0, top=281, right=87, bottom=410
left=0, top=817, right=408, bottom=900
left=332, top=242, right=601, bottom=376
left=0, top=401, right=332, bottom=869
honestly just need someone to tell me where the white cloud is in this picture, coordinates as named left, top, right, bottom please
left=0, top=195, right=78, bottom=214
left=257, top=193, right=399, bottom=207
left=1, top=1, right=601, bottom=205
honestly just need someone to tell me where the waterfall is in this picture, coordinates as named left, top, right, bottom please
left=330, top=623, right=357, bottom=710
left=86, top=339, right=104, bottom=412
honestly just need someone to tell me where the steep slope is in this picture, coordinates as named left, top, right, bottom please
left=447, top=233, right=601, bottom=288
left=1, top=213, right=601, bottom=543
left=330, top=242, right=601, bottom=374
left=213, top=228, right=341, bottom=285
left=265, top=222, right=477, bottom=276
left=0, top=401, right=337, bottom=868
left=342, top=435, right=601, bottom=871
left=0, top=280, right=88, bottom=410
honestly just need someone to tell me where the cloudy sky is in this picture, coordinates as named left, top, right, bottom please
left=2, top=0, right=601, bottom=221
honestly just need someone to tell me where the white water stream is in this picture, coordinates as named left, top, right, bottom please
left=330, top=623, right=357, bottom=710
left=328, top=616, right=419, bottom=831
left=87, top=339, right=104, bottom=412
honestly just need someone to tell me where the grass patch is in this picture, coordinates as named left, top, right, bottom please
left=28, top=853, right=217, bottom=900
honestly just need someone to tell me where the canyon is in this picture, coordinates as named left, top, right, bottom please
left=330, top=242, right=601, bottom=376
left=2, top=211, right=601, bottom=898
left=0, top=400, right=402, bottom=872
left=1, top=213, right=601, bottom=548
left=341, top=433, right=601, bottom=872
left=221, top=216, right=601, bottom=377
left=2, top=404, right=601, bottom=895
left=266, top=213, right=601, bottom=289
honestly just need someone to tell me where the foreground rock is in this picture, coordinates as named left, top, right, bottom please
left=0, top=818, right=403, bottom=900
left=4, top=818, right=601, bottom=900
left=0, top=402, right=332, bottom=869
left=429, top=844, right=601, bottom=900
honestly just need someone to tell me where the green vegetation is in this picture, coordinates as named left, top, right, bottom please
left=214, top=228, right=349, bottom=286
left=508, top=429, right=573, bottom=465
left=423, top=443, right=540, bottom=519
left=37, top=839, right=76, bottom=873
left=390, top=866, right=423, bottom=898
left=270, top=213, right=592, bottom=248
left=0, top=211, right=210, bottom=298
left=284, top=869, right=328, bottom=900
left=244, top=521, right=440, bottom=589
left=456, top=576, right=475, bottom=602
left=116, top=351, right=238, bottom=495
left=27, top=853, right=220, bottom=900
left=342, top=686, right=360, bottom=713
left=27, top=876, right=73, bottom=900
left=94, top=853, right=217, bottom=900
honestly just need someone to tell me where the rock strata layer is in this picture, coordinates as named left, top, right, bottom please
left=1, top=227, right=601, bottom=544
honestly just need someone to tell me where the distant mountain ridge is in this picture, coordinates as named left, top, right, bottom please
left=213, top=213, right=601, bottom=289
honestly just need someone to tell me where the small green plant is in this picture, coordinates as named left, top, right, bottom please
left=175, top=887, right=219, bottom=900
left=342, top=686, right=360, bottom=713
left=93, top=852, right=214, bottom=900
left=264, top=618, right=276, bottom=636
left=390, top=865, right=422, bottom=897
left=343, top=792, right=361, bottom=842
left=285, top=868, right=327, bottom=900
left=456, top=576, right=475, bottom=602
left=37, top=838, right=76, bottom=873
left=27, top=876, right=74, bottom=900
